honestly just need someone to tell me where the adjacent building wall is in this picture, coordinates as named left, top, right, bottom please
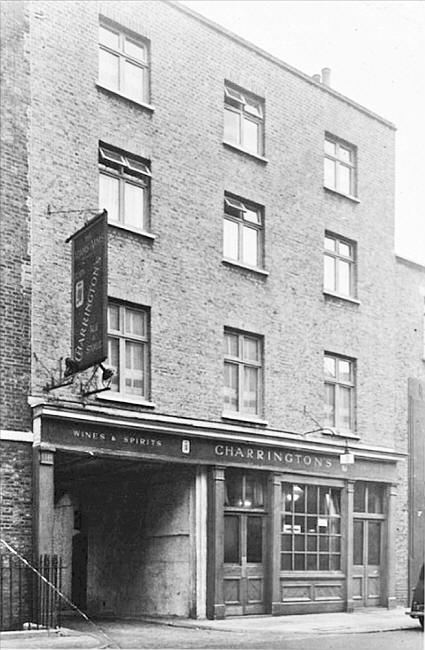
left=395, top=257, right=425, bottom=602
left=0, top=0, right=33, bottom=561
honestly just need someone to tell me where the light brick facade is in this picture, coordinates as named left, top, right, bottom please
left=1, top=0, right=424, bottom=626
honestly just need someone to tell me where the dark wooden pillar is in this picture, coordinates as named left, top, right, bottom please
left=385, top=484, right=397, bottom=608
left=206, top=466, right=225, bottom=619
left=269, top=473, right=283, bottom=615
left=344, top=480, right=354, bottom=611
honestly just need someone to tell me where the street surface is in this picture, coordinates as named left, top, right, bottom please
left=1, top=622, right=423, bottom=649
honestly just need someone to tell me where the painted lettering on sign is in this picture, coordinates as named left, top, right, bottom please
left=72, top=429, right=162, bottom=447
left=214, top=444, right=332, bottom=468
left=71, top=212, right=108, bottom=372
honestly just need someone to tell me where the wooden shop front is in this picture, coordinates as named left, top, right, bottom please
left=32, top=406, right=402, bottom=619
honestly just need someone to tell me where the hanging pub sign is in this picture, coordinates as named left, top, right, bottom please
left=67, top=211, right=108, bottom=373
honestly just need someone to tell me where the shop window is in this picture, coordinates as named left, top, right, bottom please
left=107, top=301, right=149, bottom=398
left=353, top=482, right=384, bottom=514
left=280, top=483, right=341, bottom=571
left=99, top=21, right=150, bottom=104
left=99, top=144, right=151, bottom=232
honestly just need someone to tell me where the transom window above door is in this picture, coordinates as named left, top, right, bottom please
left=224, top=82, right=264, bottom=156
left=98, top=21, right=150, bottom=104
left=225, top=469, right=266, bottom=509
left=223, top=195, right=264, bottom=269
left=353, top=482, right=384, bottom=514
left=99, top=144, right=151, bottom=232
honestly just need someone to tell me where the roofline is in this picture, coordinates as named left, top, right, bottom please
left=395, top=254, right=425, bottom=272
left=167, top=0, right=396, bottom=131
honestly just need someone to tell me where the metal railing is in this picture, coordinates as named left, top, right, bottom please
left=0, top=554, right=63, bottom=631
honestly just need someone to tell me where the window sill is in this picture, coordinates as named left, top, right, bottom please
left=222, top=259, right=269, bottom=276
left=109, top=221, right=156, bottom=241
left=222, top=412, right=268, bottom=426
left=323, top=186, right=360, bottom=203
left=96, top=392, right=156, bottom=408
left=96, top=83, right=155, bottom=112
left=323, top=290, right=360, bottom=305
left=223, top=141, right=269, bottom=164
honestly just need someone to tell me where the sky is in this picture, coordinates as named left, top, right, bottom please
left=181, top=0, right=425, bottom=265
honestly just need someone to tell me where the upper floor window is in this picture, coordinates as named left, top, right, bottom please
left=107, top=302, right=149, bottom=398
left=324, top=135, right=356, bottom=196
left=99, top=144, right=151, bottom=231
left=324, top=233, right=355, bottom=298
left=224, top=83, right=264, bottom=156
left=223, top=195, right=264, bottom=268
left=99, top=22, right=149, bottom=104
left=324, top=353, right=355, bottom=433
left=223, top=330, right=263, bottom=418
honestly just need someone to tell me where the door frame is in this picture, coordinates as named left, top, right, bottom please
left=223, top=511, right=267, bottom=615
left=352, top=516, right=384, bottom=607
left=207, top=466, right=271, bottom=619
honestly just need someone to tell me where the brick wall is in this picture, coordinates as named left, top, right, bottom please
left=28, top=0, right=397, bottom=446
left=0, top=0, right=32, bottom=432
left=0, top=3, right=34, bottom=625
left=0, top=442, right=33, bottom=554
left=1, top=0, right=420, bottom=614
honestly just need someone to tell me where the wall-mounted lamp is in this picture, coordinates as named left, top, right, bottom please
left=339, top=441, right=355, bottom=471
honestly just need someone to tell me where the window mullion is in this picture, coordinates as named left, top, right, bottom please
left=238, top=222, right=243, bottom=261
left=238, top=360, right=243, bottom=412
left=119, top=177, right=125, bottom=223
left=334, top=382, right=339, bottom=428
left=119, top=335, right=125, bottom=393
left=239, top=107, right=244, bottom=147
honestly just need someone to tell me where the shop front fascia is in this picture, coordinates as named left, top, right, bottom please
left=30, top=402, right=405, bottom=619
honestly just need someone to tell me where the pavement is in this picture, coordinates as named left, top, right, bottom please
left=0, top=607, right=420, bottom=648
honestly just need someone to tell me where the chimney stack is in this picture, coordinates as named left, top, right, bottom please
left=321, top=67, right=331, bottom=86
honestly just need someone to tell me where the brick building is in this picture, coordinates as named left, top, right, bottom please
left=1, top=0, right=424, bottom=623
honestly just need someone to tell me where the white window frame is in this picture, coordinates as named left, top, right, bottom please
left=99, top=145, right=151, bottom=231
left=98, top=21, right=149, bottom=103
left=224, top=83, right=264, bottom=156
left=324, top=135, right=356, bottom=197
left=324, top=353, right=355, bottom=433
left=324, top=233, right=356, bottom=298
left=107, top=302, right=149, bottom=398
left=223, top=195, right=264, bottom=268
left=223, top=330, right=263, bottom=418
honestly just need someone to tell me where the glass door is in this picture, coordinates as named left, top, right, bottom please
left=223, top=470, right=266, bottom=615
left=352, top=483, right=385, bottom=607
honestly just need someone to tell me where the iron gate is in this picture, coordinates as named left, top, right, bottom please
left=0, top=554, right=63, bottom=631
